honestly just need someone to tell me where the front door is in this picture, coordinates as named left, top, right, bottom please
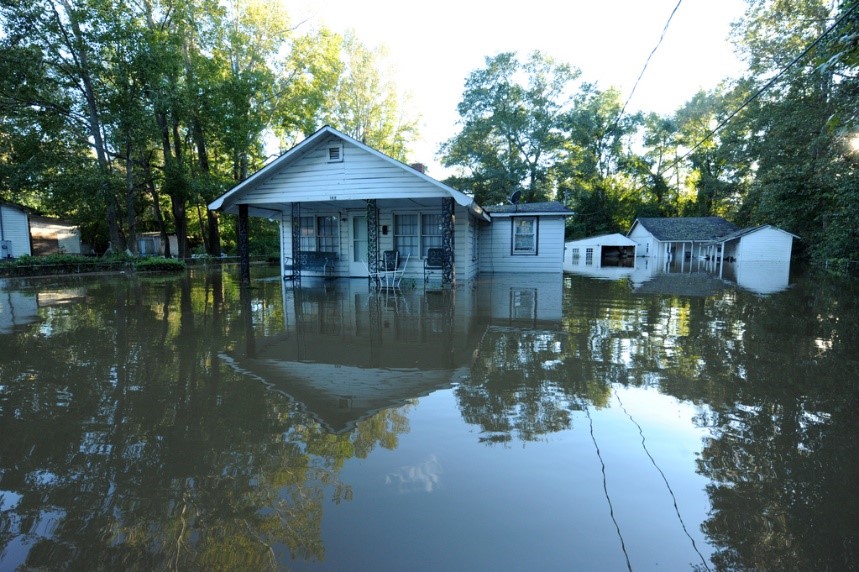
left=348, top=213, right=368, bottom=277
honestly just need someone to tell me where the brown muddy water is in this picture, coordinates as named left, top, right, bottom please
left=0, top=264, right=857, bottom=571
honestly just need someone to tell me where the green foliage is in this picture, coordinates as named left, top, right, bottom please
left=134, top=257, right=187, bottom=272
left=440, top=51, right=581, bottom=205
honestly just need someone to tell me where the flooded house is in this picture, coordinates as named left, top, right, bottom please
left=208, top=126, right=573, bottom=286
left=627, top=216, right=796, bottom=263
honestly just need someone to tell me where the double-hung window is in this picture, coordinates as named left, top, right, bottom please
left=394, top=213, right=444, bottom=258
left=298, top=216, right=338, bottom=251
left=512, top=217, right=537, bottom=255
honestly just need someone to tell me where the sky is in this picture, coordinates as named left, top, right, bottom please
left=291, top=0, right=749, bottom=176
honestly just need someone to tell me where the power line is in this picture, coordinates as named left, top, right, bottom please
left=615, top=0, right=685, bottom=127
left=663, top=0, right=859, bottom=174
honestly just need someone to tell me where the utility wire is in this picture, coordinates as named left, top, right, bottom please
left=663, top=0, right=859, bottom=174
left=614, top=0, right=685, bottom=128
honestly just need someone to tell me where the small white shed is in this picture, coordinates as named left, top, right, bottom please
left=0, top=202, right=32, bottom=259
left=564, top=233, right=637, bottom=270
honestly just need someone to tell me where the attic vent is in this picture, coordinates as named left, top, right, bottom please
left=327, top=144, right=343, bottom=163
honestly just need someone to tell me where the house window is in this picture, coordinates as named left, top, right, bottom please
left=299, top=216, right=338, bottom=251
left=421, top=213, right=443, bottom=257
left=571, top=248, right=580, bottom=260
left=512, top=217, right=537, bottom=255
left=394, top=214, right=419, bottom=257
left=585, top=247, right=593, bottom=265
left=395, top=213, right=445, bottom=258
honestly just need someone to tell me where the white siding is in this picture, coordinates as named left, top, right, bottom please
left=479, top=216, right=565, bottom=273
left=244, top=137, right=451, bottom=205
left=736, top=227, right=794, bottom=261
left=627, top=223, right=658, bottom=258
left=0, top=205, right=31, bottom=258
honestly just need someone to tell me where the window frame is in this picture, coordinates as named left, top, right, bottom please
left=511, top=216, right=538, bottom=256
left=394, top=211, right=444, bottom=258
left=298, top=215, right=338, bottom=252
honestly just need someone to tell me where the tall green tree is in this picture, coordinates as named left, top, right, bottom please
left=321, top=32, right=417, bottom=160
left=440, top=51, right=580, bottom=205
left=726, top=0, right=859, bottom=261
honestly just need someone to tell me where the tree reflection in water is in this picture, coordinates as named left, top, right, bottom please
left=0, top=271, right=407, bottom=569
left=0, top=268, right=857, bottom=569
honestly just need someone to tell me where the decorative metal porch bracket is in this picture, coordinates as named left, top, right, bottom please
left=291, top=202, right=301, bottom=284
left=442, top=197, right=455, bottom=287
left=367, top=199, right=379, bottom=277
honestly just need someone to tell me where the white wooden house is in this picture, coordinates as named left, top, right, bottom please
left=0, top=201, right=32, bottom=259
left=627, top=216, right=796, bottom=263
left=208, top=126, right=572, bottom=285
left=479, top=202, right=571, bottom=274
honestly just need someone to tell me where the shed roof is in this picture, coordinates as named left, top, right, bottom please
left=716, top=224, right=799, bottom=242
left=565, top=233, right=637, bottom=247
left=631, top=217, right=738, bottom=241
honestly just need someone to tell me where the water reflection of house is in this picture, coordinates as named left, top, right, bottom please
left=226, top=276, right=565, bottom=433
left=565, top=255, right=792, bottom=296
left=0, top=285, right=87, bottom=333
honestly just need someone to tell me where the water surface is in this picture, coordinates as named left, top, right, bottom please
left=1, top=266, right=857, bottom=570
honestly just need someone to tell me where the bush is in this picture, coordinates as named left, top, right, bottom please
left=134, top=257, right=186, bottom=272
left=0, top=253, right=185, bottom=276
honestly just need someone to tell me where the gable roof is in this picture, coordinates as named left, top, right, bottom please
left=483, top=201, right=574, bottom=217
left=208, top=125, right=483, bottom=216
left=630, top=217, right=738, bottom=241
left=716, top=224, right=800, bottom=242
left=565, top=233, right=637, bottom=247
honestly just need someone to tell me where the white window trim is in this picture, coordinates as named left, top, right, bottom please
left=511, top=216, right=538, bottom=255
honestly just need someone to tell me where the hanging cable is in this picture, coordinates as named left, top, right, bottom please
left=613, top=0, right=685, bottom=130
left=664, top=0, right=859, bottom=172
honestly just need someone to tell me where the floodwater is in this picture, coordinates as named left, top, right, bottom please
left=0, top=264, right=857, bottom=571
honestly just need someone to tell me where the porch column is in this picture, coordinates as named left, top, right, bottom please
left=367, top=199, right=378, bottom=276
left=442, top=197, right=455, bottom=287
left=291, top=202, right=301, bottom=279
left=238, top=203, right=250, bottom=285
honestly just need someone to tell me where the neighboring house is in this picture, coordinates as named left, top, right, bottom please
left=0, top=201, right=32, bottom=259
left=627, top=216, right=796, bottom=263
left=29, top=215, right=83, bottom=255
left=208, top=126, right=573, bottom=285
left=479, top=202, right=572, bottom=274
left=628, top=217, right=738, bottom=261
left=563, top=233, right=637, bottom=271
